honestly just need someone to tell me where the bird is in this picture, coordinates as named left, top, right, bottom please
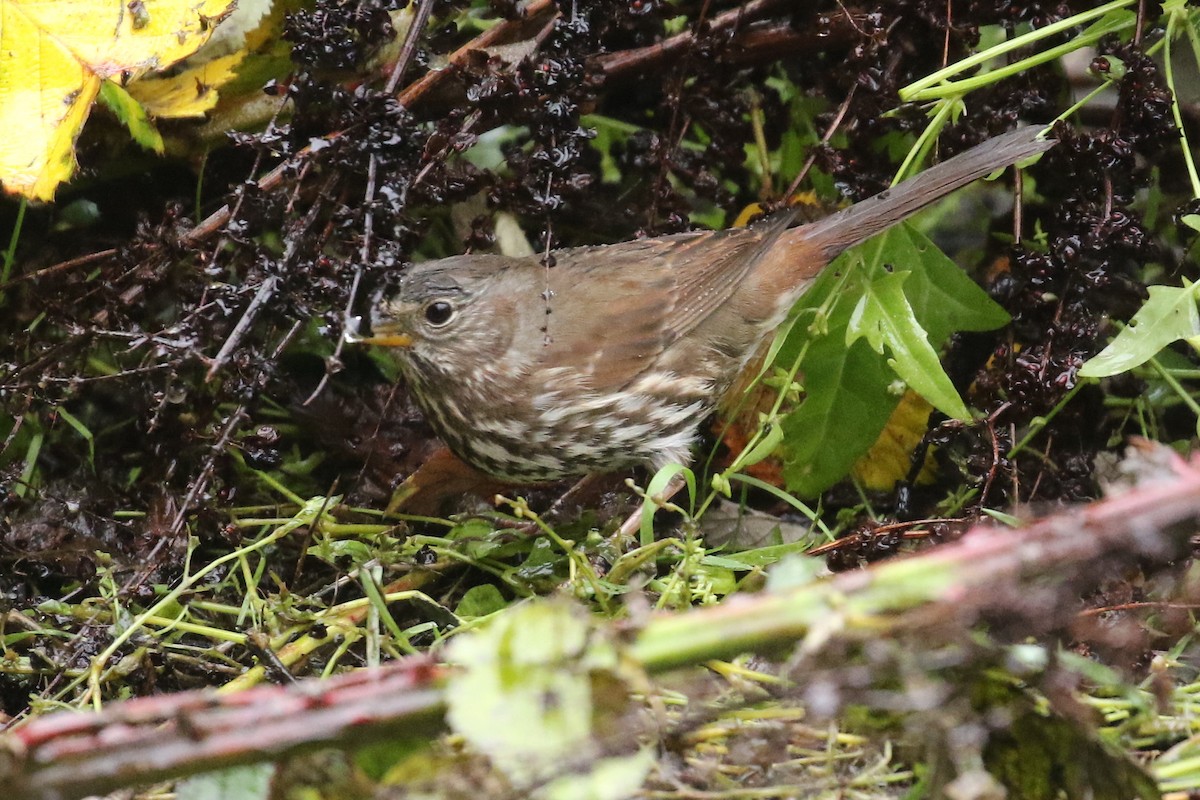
left=352, top=127, right=1053, bottom=484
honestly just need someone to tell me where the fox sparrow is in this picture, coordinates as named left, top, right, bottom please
left=354, top=127, right=1053, bottom=482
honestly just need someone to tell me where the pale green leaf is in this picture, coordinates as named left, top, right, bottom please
left=1079, top=282, right=1200, bottom=378
left=446, top=601, right=625, bottom=787
left=846, top=270, right=971, bottom=420
left=177, top=764, right=274, bottom=800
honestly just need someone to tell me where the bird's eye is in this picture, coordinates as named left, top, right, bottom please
left=423, top=300, right=455, bottom=327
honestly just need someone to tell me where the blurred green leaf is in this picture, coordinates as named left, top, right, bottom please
left=539, top=750, right=655, bottom=800
left=177, top=764, right=273, bottom=800
left=455, top=584, right=508, bottom=618
left=445, top=601, right=635, bottom=791
left=984, top=697, right=1159, bottom=800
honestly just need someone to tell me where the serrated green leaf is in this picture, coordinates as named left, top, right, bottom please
left=1080, top=282, right=1200, bottom=378
left=98, top=80, right=164, bottom=154
left=847, top=270, right=971, bottom=420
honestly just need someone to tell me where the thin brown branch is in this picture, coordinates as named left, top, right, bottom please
left=395, top=0, right=556, bottom=108
left=594, top=9, right=859, bottom=81
left=385, top=0, right=438, bottom=96
left=203, top=275, right=278, bottom=382
left=0, top=248, right=118, bottom=293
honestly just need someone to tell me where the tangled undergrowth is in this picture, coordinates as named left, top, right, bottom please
left=4, top=0, right=1200, bottom=797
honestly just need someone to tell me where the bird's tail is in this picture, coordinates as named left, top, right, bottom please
left=787, top=126, right=1054, bottom=261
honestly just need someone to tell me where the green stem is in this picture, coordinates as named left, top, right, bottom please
left=86, top=496, right=338, bottom=709
left=900, top=0, right=1137, bottom=101
left=1150, top=356, right=1200, bottom=424
left=1, top=197, right=26, bottom=302
left=1008, top=380, right=1086, bottom=458
left=892, top=100, right=957, bottom=185
left=1167, top=6, right=1200, bottom=197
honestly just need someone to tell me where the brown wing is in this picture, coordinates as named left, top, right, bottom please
left=664, top=210, right=797, bottom=337
left=533, top=212, right=796, bottom=391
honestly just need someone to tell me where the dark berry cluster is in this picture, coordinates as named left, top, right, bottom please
left=284, top=0, right=406, bottom=71
left=486, top=8, right=606, bottom=244
left=966, top=42, right=1177, bottom=503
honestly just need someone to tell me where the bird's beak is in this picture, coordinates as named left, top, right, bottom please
left=360, top=332, right=413, bottom=347
left=343, top=314, right=413, bottom=347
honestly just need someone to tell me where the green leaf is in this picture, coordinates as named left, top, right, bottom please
left=781, top=332, right=901, bottom=497
left=177, top=764, right=274, bottom=800
left=765, top=553, right=829, bottom=591
left=445, top=601, right=633, bottom=789
left=847, top=270, right=971, bottom=420
left=455, top=584, right=508, bottom=618
left=98, top=80, right=164, bottom=154
left=1080, top=282, right=1200, bottom=377
left=775, top=245, right=895, bottom=497
left=640, top=463, right=695, bottom=547
left=881, top=224, right=1011, bottom=341
left=354, top=738, right=434, bottom=781
left=775, top=223, right=1010, bottom=496
left=55, top=405, right=94, bottom=466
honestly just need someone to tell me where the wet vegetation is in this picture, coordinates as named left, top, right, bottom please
left=5, top=0, right=1200, bottom=797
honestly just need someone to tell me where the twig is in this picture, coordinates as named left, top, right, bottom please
left=594, top=6, right=857, bottom=80
left=385, top=0, right=438, bottom=96
left=204, top=275, right=280, bottom=382
left=307, top=0, right=437, bottom=406
left=782, top=84, right=857, bottom=202
left=395, top=0, right=556, bottom=108
left=170, top=409, right=246, bottom=534
left=0, top=248, right=118, bottom=293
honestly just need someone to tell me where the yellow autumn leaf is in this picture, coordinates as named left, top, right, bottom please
left=128, top=50, right=245, bottom=118
left=128, top=0, right=280, bottom=119
left=851, top=391, right=938, bottom=491
left=0, top=0, right=235, bottom=201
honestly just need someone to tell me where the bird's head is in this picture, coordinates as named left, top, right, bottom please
left=349, top=254, right=521, bottom=379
